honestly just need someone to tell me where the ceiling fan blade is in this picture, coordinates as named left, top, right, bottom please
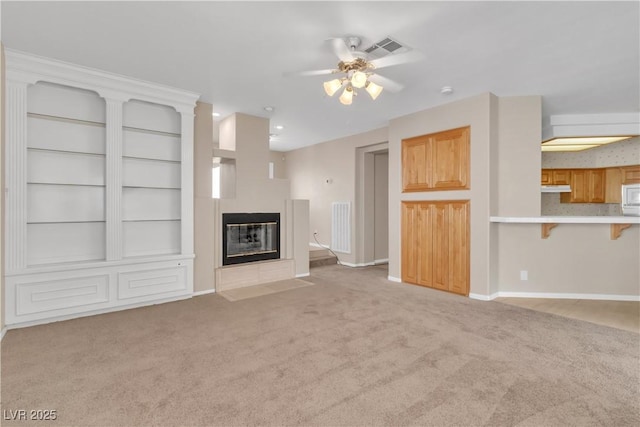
left=329, top=37, right=354, bottom=62
left=369, top=50, right=424, bottom=70
left=284, top=69, right=337, bottom=77
left=368, top=74, right=404, bottom=93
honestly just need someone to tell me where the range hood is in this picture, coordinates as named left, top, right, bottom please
left=541, top=185, right=571, bottom=193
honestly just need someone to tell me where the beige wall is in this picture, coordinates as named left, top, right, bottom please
left=269, top=151, right=287, bottom=179
left=1, top=43, right=5, bottom=329
left=193, top=102, right=215, bottom=292
left=285, top=127, right=388, bottom=266
left=497, top=223, right=639, bottom=296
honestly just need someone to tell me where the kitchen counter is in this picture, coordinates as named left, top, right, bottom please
left=490, top=216, right=639, bottom=239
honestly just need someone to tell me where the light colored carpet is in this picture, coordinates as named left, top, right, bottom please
left=1, top=264, right=639, bottom=426
left=219, top=278, right=314, bottom=302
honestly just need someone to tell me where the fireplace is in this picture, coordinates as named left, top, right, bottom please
left=222, top=213, right=280, bottom=266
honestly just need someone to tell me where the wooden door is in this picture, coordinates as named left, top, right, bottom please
left=401, top=202, right=419, bottom=284
left=402, top=136, right=429, bottom=192
left=605, top=168, right=622, bottom=203
left=541, top=169, right=552, bottom=185
left=448, top=202, right=470, bottom=296
left=430, top=127, right=470, bottom=190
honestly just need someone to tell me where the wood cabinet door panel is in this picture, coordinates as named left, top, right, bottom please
left=622, top=165, right=640, bottom=184
left=448, top=202, right=470, bottom=296
left=401, top=203, right=419, bottom=284
left=417, top=203, right=433, bottom=287
left=430, top=203, right=449, bottom=290
left=541, top=169, right=552, bottom=185
left=605, top=168, right=622, bottom=203
left=402, top=136, right=429, bottom=192
left=570, top=170, right=589, bottom=202
left=552, top=170, right=571, bottom=185
left=589, top=169, right=605, bottom=203
left=430, top=127, right=470, bottom=190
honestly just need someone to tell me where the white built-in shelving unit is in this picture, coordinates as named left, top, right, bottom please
left=4, top=50, right=199, bottom=327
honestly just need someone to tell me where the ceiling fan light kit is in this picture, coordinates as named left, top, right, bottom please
left=293, top=35, right=416, bottom=106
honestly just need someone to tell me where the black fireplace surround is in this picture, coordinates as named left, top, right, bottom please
left=222, top=213, right=280, bottom=266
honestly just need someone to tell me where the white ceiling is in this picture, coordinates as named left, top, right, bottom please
left=2, top=1, right=638, bottom=152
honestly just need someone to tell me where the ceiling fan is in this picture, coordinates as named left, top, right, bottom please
left=290, top=36, right=423, bottom=105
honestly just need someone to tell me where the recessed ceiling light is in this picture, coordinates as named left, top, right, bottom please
left=440, top=86, right=454, bottom=95
left=212, top=112, right=221, bottom=117
left=275, top=125, right=284, bottom=130
left=264, top=106, right=275, bottom=112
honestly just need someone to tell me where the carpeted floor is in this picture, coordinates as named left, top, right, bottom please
left=1, top=264, right=639, bottom=426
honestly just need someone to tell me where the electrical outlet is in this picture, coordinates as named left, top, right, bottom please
left=520, top=270, right=528, bottom=281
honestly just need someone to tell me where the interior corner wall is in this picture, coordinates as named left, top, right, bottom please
left=284, top=127, right=388, bottom=266
left=388, top=93, right=494, bottom=295
left=193, top=102, right=215, bottom=293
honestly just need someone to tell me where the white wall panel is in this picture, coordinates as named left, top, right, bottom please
left=27, top=117, right=105, bottom=154
left=122, top=158, right=180, bottom=188
left=16, top=274, right=109, bottom=315
left=27, top=82, right=105, bottom=123
left=118, top=266, right=186, bottom=300
left=27, top=184, right=105, bottom=223
left=27, top=222, right=105, bottom=265
left=123, top=220, right=180, bottom=257
left=123, top=129, right=181, bottom=161
left=28, top=150, right=105, bottom=185
left=123, top=99, right=180, bottom=134
left=122, top=188, right=180, bottom=221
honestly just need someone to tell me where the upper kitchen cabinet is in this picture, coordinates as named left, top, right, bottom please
left=621, top=165, right=640, bottom=184
left=402, top=126, right=470, bottom=192
left=541, top=169, right=571, bottom=185
left=561, top=169, right=605, bottom=203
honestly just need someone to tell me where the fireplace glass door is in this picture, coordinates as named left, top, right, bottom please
left=223, top=213, right=280, bottom=265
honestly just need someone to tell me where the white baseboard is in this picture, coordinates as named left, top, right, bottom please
left=470, top=291, right=639, bottom=302
left=469, top=292, right=500, bottom=301
left=193, top=288, right=216, bottom=296
left=374, top=258, right=389, bottom=264
left=296, top=272, right=311, bottom=278
left=388, top=276, right=402, bottom=283
left=340, top=261, right=376, bottom=268
left=309, top=242, right=330, bottom=249
left=1, top=326, right=7, bottom=341
left=5, top=294, right=193, bottom=330
left=494, top=291, right=640, bottom=302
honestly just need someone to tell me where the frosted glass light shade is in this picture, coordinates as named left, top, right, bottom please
left=351, top=71, right=367, bottom=88
left=323, top=79, right=342, bottom=96
left=365, top=81, right=383, bottom=100
left=339, top=87, right=353, bottom=105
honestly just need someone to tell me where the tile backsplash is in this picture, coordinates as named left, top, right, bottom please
left=541, top=193, right=622, bottom=216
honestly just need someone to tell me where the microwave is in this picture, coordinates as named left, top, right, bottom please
left=622, top=183, right=640, bottom=216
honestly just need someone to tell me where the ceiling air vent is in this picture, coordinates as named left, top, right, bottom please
left=364, top=37, right=409, bottom=60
